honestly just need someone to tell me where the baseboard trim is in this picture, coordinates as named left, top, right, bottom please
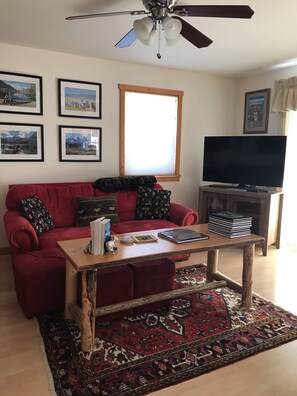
left=0, top=247, right=10, bottom=256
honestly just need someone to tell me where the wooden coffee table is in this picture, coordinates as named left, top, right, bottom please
left=57, top=224, right=264, bottom=352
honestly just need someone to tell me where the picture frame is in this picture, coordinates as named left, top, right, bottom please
left=58, top=79, right=102, bottom=119
left=0, top=71, right=43, bottom=115
left=0, top=122, right=44, bottom=161
left=243, top=88, right=270, bottom=134
left=132, top=235, right=158, bottom=244
left=59, top=125, right=102, bottom=162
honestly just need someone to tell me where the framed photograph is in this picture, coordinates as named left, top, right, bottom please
left=132, top=235, right=158, bottom=244
left=243, top=88, right=270, bottom=134
left=59, top=126, right=102, bottom=162
left=0, top=71, right=43, bottom=115
left=0, top=123, right=44, bottom=161
left=58, top=79, right=102, bottom=119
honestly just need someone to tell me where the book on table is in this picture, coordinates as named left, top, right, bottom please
left=158, top=228, right=209, bottom=244
left=101, top=217, right=111, bottom=245
left=208, top=217, right=252, bottom=230
left=208, top=224, right=251, bottom=238
left=209, top=211, right=252, bottom=223
left=208, top=211, right=252, bottom=238
left=90, top=217, right=111, bottom=255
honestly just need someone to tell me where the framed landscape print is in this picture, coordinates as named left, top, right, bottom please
left=0, top=123, right=44, bottom=161
left=59, top=126, right=102, bottom=162
left=58, top=79, right=102, bottom=119
left=243, top=88, right=270, bottom=134
left=0, top=71, right=43, bottom=115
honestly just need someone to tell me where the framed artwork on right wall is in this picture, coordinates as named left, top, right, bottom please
left=243, top=88, right=270, bottom=134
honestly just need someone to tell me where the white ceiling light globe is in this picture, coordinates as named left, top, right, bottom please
left=163, top=16, right=182, bottom=40
left=133, top=17, right=154, bottom=41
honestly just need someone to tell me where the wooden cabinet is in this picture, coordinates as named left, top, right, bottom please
left=198, top=186, right=284, bottom=256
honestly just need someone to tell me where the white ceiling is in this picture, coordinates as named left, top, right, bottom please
left=1, top=0, right=297, bottom=78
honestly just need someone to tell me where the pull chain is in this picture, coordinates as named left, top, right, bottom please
left=157, top=20, right=161, bottom=59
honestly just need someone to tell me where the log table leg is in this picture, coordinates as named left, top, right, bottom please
left=65, top=260, right=78, bottom=320
left=206, top=249, right=219, bottom=282
left=81, top=270, right=97, bottom=352
left=242, top=244, right=255, bottom=309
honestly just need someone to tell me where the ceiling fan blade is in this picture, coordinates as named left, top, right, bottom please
left=173, top=16, right=213, bottom=49
left=174, top=5, right=254, bottom=19
left=115, top=29, right=138, bottom=48
left=66, top=10, right=146, bottom=21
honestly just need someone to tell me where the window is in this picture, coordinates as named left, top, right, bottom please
left=119, top=84, right=183, bottom=182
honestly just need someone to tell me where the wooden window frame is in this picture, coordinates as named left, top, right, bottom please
left=119, top=84, right=183, bottom=182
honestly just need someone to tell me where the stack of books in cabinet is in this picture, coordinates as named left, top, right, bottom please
left=208, top=211, right=252, bottom=238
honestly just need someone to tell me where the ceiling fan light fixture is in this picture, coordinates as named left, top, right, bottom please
left=162, top=16, right=182, bottom=40
left=133, top=16, right=154, bottom=41
left=165, top=34, right=181, bottom=47
left=139, top=28, right=157, bottom=46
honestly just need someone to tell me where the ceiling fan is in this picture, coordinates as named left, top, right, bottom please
left=66, top=1, right=254, bottom=59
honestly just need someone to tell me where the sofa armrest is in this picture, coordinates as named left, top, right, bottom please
left=169, top=202, right=199, bottom=226
left=4, top=210, right=39, bottom=254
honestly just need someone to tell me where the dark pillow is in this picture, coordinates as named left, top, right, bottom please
left=21, top=195, right=55, bottom=235
left=94, top=175, right=157, bottom=192
left=76, top=196, right=120, bottom=227
left=136, top=187, right=171, bottom=220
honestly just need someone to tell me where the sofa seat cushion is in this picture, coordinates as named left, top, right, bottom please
left=110, top=219, right=178, bottom=234
left=38, top=226, right=91, bottom=250
left=12, top=248, right=66, bottom=318
left=129, top=258, right=176, bottom=314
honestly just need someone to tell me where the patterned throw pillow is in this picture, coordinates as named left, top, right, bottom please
left=136, top=187, right=171, bottom=220
left=76, top=196, right=120, bottom=227
left=21, top=195, right=55, bottom=235
left=94, top=175, right=157, bottom=192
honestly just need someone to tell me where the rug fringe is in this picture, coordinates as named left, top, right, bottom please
left=34, top=317, right=58, bottom=396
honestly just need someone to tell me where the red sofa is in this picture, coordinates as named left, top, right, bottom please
left=4, top=181, right=198, bottom=318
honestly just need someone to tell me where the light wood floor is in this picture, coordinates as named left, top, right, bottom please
left=1, top=245, right=297, bottom=396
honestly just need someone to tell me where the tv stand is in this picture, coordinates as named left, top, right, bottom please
left=209, top=184, right=232, bottom=188
left=198, top=185, right=284, bottom=256
left=227, top=187, right=269, bottom=193
left=208, top=184, right=269, bottom=193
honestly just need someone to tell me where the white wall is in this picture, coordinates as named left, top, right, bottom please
left=0, top=43, right=237, bottom=248
left=234, top=65, right=297, bottom=135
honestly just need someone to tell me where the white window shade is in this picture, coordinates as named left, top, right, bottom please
left=123, top=90, right=179, bottom=176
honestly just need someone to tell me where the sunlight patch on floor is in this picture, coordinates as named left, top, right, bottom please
left=274, top=247, right=297, bottom=314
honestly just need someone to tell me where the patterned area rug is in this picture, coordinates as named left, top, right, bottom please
left=37, top=264, right=297, bottom=396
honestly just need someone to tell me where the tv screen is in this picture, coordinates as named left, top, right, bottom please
left=203, top=135, right=287, bottom=189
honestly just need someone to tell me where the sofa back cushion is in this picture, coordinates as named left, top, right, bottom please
left=6, top=182, right=95, bottom=227
left=6, top=181, right=165, bottom=226
left=94, top=183, right=163, bottom=222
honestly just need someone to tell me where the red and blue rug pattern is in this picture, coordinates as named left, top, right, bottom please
left=37, top=264, right=297, bottom=396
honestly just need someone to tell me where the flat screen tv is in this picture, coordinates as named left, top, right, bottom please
left=203, top=135, right=287, bottom=189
